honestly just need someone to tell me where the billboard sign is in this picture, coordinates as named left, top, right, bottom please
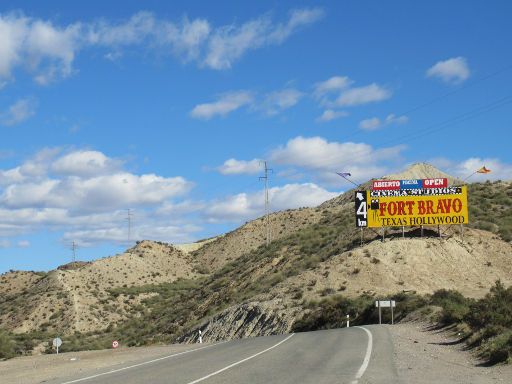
left=372, top=180, right=400, bottom=190
left=356, top=186, right=468, bottom=228
left=372, top=178, right=448, bottom=191
left=422, top=178, right=448, bottom=188
left=400, top=179, right=422, bottom=189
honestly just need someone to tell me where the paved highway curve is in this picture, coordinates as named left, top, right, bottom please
left=48, top=326, right=398, bottom=384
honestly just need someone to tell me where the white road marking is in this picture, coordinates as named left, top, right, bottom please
left=58, top=342, right=224, bottom=384
left=185, top=333, right=295, bottom=384
left=350, top=326, right=373, bottom=384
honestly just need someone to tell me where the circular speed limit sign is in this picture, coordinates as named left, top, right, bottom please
left=112, top=340, right=119, bottom=349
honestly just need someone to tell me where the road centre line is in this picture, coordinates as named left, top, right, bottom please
left=58, top=342, right=225, bottom=384
left=184, top=333, right=295, bottom=384
left=350, top=327, right=373, bottom=384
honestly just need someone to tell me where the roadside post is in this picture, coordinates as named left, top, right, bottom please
left=346, top=314, right=350, bottom=328
left=198, top=330, right=203, bottom=344
left=53, top=337, right=62, bottom=354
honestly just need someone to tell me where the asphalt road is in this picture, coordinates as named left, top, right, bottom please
left=48, top=326, right=398, bottom=384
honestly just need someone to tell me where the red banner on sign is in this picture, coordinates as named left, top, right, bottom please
left=422, top=178, right=448, bottom=188
left=372, top=180, right=401, bottom=190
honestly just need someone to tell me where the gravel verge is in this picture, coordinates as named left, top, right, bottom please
left=389, top=322, right=512, bottom=383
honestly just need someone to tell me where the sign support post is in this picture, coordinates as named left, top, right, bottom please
left=378, top=300, right=382, bottom=324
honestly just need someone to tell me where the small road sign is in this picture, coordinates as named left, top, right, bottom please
left=375, top=300, right=396, bottom=308
left=53, top=337, right=62, bottom=354
left=375, top=300, right=396, bottom=325
left=112, top=340, right=119, bottom=349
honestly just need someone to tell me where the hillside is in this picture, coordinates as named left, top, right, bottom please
left=0, top=241, right=198, bottom=334
left=1, top=163, right=511, bottom=357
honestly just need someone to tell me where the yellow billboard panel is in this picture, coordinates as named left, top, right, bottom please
left=363, top=186, right=468, bottom=228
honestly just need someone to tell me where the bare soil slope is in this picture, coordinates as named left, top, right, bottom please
left=0, top=240, right=198, bottom=334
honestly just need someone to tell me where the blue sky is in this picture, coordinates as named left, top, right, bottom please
left=1, top=1, right=511, bottom=273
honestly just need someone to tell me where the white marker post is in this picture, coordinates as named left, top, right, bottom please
left=198, top=330, right=203, bottom=344
left=346, top=314, right=350, bottom=328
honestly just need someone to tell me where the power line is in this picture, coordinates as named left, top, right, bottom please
left=259, top=161, right=273, bottom=246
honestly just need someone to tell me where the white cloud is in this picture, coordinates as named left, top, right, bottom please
left=385, top=113, right=408, bottom=125
left=0, top=8, right=324, bottom=86
left=204, top=8, right=324, bottom=69
left=0, top=98, right=37, bottom=126
left=359, top=117, right=381, bottom=131
left=316, top=109, right=348, bottom=123
left=0, top=148, right=199, bottom=246
left=427, top=57, right=470, bottom=84
left=190, top=91, right=254, bottom=119
left=17, top=240, right=30, bottom=248
left=336, top=83, right=392, bottom=106
left=269, top=136, right=405, bottom=183
left=433, top=157, right=512, bottom=181
left=217, top=158, right=262, bottom=175
left=205, top=182, right=337, bottom=222
left=260, top=88, right=303, bottom=115
left=359, top=113, right=408, bottom=131
left=62, top=224, right=201, bottom=247
left=270, top=136, right=402, bottom=170
left=191, top=87, right=303, bottom=119
left=1, top=173, right=191, bottom=210
left=313, top=75, right=392, bottom=109
left=0, top=149, right=193, bottom=213
left=51, top=150, right=122, bottom=177
left=313, top=76, right=352, bottom=98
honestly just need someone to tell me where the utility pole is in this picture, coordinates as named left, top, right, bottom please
left=259, top=161, right=272, bottom=246
left=71, top=241, right=77, bottom=263
left=126, top=209, right=133, bottom=243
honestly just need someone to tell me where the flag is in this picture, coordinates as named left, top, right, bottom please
left=477, top=166, right=491, bottom=174
left=336, top=172, right=351, bottom=177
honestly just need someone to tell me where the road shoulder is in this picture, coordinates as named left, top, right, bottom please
left=389, top=322, right=512, bottom=384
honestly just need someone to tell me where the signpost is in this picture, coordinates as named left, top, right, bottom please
left=375, top=300, right=396, bottom=325
left=356, top=186, right=468, bottom=229
left=53, top=337, right=62, bottom=354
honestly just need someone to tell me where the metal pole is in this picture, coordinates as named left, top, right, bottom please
left=378, top=301, right=382, bottom=325
left=259, top=161, right=272, bottom=247
left=460, top=224, right=464, bottom=244
left=360, top=227, right=363, bottom=247
left=402, top=226, right=405, bottom=239
left=382, top=228, right=385, bottom=242
left=421, top=225, right=424, bottom=237
left=438, top=225, right=441, bottom=238
left=391, top=302, right=394, bottom=325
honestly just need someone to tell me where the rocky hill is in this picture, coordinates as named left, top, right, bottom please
left=1, top=163, right=511, bottom=354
